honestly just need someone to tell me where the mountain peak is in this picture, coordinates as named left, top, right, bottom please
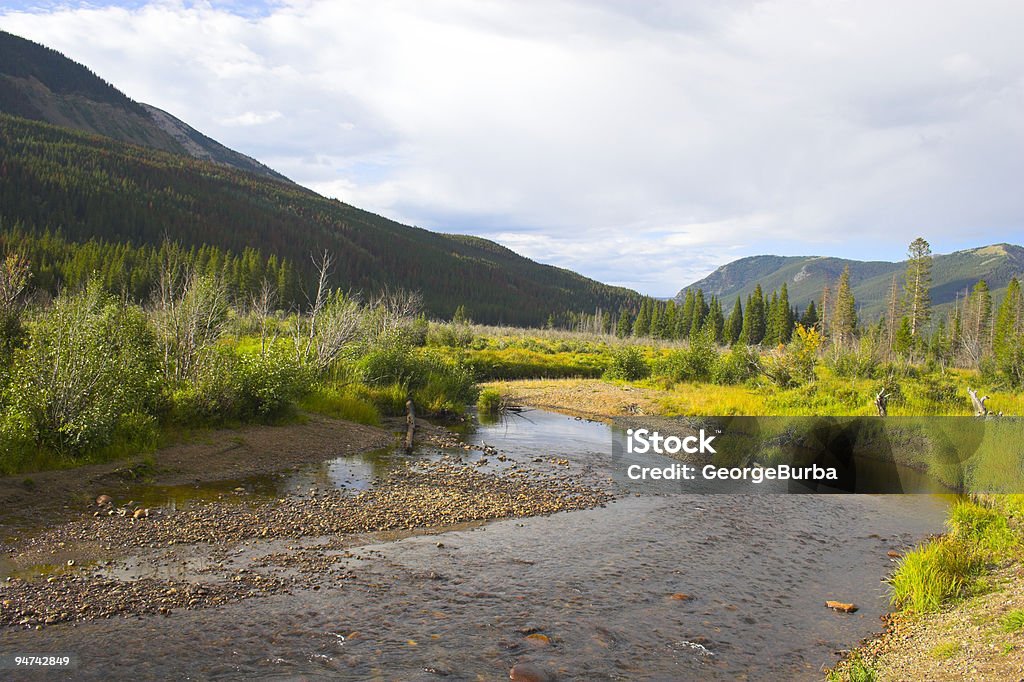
left=679, top=243, right=1024, bottom=320
left=0, top=30, right=286, bottom=181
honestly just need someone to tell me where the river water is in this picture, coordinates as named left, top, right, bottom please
left=1, top=410, right=948, bottom=680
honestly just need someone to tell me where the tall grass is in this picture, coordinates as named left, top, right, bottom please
left=889, top=499, right=1019, bottom=614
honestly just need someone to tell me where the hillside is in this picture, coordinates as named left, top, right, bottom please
left=0, top=30, right=286, bottom=181
left=0, top=113, right=641, bottom=325
left=678, top=244, right=1024, bottom=320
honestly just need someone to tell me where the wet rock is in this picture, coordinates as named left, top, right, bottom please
left=509, top=662, right=554, bottom=682
left=96, top=494, right=113, bottom=507
left=670, top=593, right=692, bottom=601
left=524, top=633, right=551, bottom=647
left=825, top=600, right=858, bottom=613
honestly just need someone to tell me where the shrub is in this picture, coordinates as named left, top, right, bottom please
left=477, top=388, right=503, bottom=415
left=653, top=329, right=718, bottom=384
left=604, top=346, right=650, bottom=381
left=761, top=324, right=821, bottom=387
left=7, top=281, right=161, bottom=455
left=171, top=347, right=307, bottom=424
left=713, top=345, right=760, bottom=385
left=427, top=321, right=474, bottom=348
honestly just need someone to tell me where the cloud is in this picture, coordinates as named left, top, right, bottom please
left=2, top=0, right=1023, bottom=296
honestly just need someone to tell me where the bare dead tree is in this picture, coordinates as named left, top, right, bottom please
left=251, top=279, right=279, bottom=356
left=151, top=258, right=229, bottom=384
left=292, top=251, right=365, bottom=374
left=967, top=387, right=989, bottom=417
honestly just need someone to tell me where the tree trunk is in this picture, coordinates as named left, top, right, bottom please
left=405, top=399, right=416, bottom=453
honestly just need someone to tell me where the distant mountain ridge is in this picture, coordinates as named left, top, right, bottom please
left=0, top=30, right=287, bottom=181
left=678, top=244, right=1024, bottom=321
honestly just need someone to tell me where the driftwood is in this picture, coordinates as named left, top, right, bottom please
left=405, top=399, right=416, bottom=453
left=874, top=390, right=889, bottom=417
left=968, top=387, right=990, bottom=417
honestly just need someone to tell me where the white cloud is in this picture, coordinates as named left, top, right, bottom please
left=2, top=0, right=1023, bottom=295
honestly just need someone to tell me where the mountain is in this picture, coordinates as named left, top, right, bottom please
left=678, top=244, right=1024, bottom=321
left=0, top=113, right=641, bottom=325
left=0, top=30, right=643, bottom=325
left=0, top=30, right=286, bottom=181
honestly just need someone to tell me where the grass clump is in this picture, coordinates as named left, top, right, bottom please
left=928, top=640, right=960, bottom=659
left=826, top=653, right=878, bottom=682
left=1002, top=609, right=1024, bottom=633
left=298, top=387, right=381, bottom=426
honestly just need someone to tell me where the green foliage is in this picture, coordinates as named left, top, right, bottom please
left=713, top=345, right=760, bottom=385
left=928, top=641, right=960, bottom=660
left=477, top=388, right=503, bottom=415
left=5, top=280, right=161, bottom=454
left=889, top=536, right=984, bottom=614
left=890, top=499, right=1017, bottom=615
left=298, top=386, right=380, bottom=426
left=652, top=328, right=718, bottom=383
left=1002, top=609, right=1024, bottom=633
left=170, top=346, right=307, bottom=425
left=760, top=324, right=821, bottom=387
left=604, top=346, right=650, bottom=381
left=427, top=321, right=474, bottom=348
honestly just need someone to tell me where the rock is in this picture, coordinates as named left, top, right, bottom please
left=524, top=633, right=551, bottom=647
left=825, top=600, right=858, bottom=613
left=670, top=593, right=692, bottom=601
left=887, top=550, right=901, bottom=558
left=96, top=494, right=113, bottom=507
left=133, top=508, right=150, bottom=520
left=509, top=663, right=553, bottom=682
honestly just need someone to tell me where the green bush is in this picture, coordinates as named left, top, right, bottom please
left=6, top=281, right=161, bottom=455
left=713, top=345, right=760, bottom=385
left=477, top=388, right=502, bottom=415
left=653, top=330, right=719, bottom=384
left=604, top=346, right=650, bottom=381
left=171, top=347, right=307, bottom=424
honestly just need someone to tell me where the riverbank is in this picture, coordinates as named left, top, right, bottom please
left=0, top=415, right=393, bottom=535
left=0, top=415, right=613, bottom=630
left=827, top=497, right=1024, bottom=681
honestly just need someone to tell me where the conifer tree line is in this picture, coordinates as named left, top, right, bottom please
left=0, top=227, right=302, bottom=307
left=555, top=237, right=1024, bottom=387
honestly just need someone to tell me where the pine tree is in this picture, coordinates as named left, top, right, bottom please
left=765, top=290, right=780, bottom=345
left=903, top=237, right=932, bottom=338
left=834, top=266, right=857, bottom=346
left=633, top=299, right=651, bottom=337
left=741, top=284, right=766, bottom=345
left=690, top=290, right=708, bottom=339
left=615, top=308, right=633, bottom=338
left=725, top=296, right=743, bottom=345
left=993, top=277, right=1024, bottom=386
left=799, top=300, right=818, bottom=329
left=777, top=283, right=794, bottom=343
left=703, top=296, right=725, bottom=344
left=885, top=273, right=899, bottom=357
left=679, top=291, right=695, bottom=338
left=961, top=280, right=992, bottom=365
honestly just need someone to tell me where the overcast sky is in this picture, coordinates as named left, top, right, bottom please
left=2, top=1, right=1022, bottom=296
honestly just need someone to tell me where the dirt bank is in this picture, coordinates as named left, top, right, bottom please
left=484, top=378, right=661, bottom=419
